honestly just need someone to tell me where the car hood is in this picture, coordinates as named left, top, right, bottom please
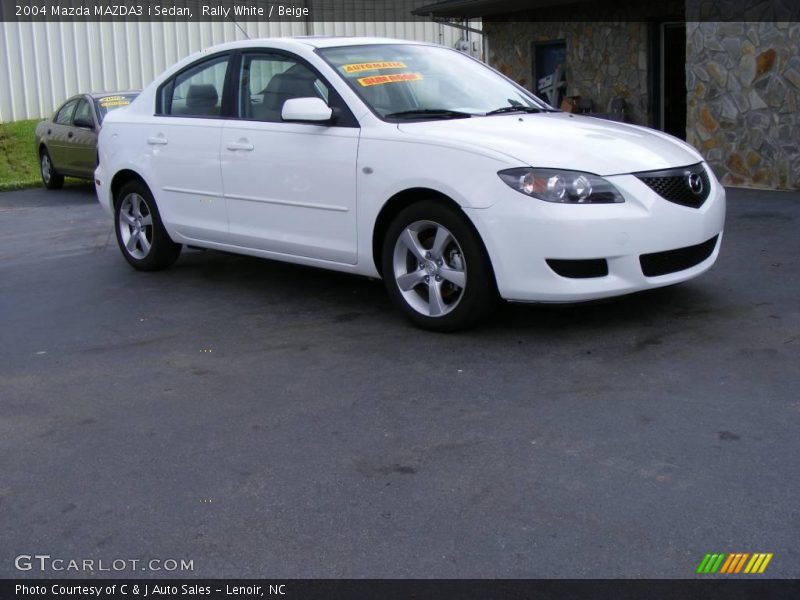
left=397, top=113, right=704, bottom=176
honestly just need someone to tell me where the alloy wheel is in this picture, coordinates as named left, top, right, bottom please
left=392, top=220, right=467, bottom=317
left=118, top=193, right=154, bottom=260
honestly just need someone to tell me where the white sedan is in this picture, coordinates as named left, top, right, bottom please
left=96, top=37, right=725, bottom=331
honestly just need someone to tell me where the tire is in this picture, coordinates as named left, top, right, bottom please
left=382, top=201, right=497, bottom=332
left=40, top=149, right=64, bottom=190
left=114, top=180, right=181, bottom=271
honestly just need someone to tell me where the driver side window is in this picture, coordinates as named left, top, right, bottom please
left=238, top=53, right=329, bottom=123
left=73, top=99, right=93, bottom=126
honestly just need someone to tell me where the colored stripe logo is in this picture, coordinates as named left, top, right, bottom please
left=697, top=553, right=773, bottom=574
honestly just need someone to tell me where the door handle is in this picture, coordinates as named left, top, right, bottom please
left=147, top=135, right=168, bottom=145
left=226, top=141, right=254, bottom=152
left=67, top=132, right=73, bottom=138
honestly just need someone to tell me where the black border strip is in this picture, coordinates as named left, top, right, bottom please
left=1, top=0, right=799, bottom=22
left=4, top=579, right=800, bottom=600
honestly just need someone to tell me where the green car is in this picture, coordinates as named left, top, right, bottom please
left=35, top=91, right=138, bottom=189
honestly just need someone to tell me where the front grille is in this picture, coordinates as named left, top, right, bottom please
left=640, top=235, right=719, bottom=277
left=635, top=163, right=710, bottom=208
left=546, top=258, right=609, bottom=279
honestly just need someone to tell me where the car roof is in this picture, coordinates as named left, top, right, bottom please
left=293, top=36, right=423, bottom=48
left=203, top=36, right=427, bottom=53
left=88, top=91, right=140, bottom=99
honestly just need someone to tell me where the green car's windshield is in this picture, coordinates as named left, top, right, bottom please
left=319, top=44, right=551, bottom=120
left=94, top=93, right=138, bottom=123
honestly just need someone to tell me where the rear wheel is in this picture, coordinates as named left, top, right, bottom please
left=40, top=149, right=64, bottom=190
left=382, top=201, right=496, bottom=331
left=114, top=180, right=181, bottom=271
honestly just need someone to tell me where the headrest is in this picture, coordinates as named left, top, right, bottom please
left=264, top=72, right=318, bottom=99
left=186, top=84, right=218, bottom=108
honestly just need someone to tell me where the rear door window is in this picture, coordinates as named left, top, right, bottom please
left=160, top=55, right=230, bottom=117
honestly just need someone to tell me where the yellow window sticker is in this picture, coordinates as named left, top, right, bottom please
left=342, top=61, right=407, bottom=74
left=99, top=96, right=131, bottom=108
left=357, top=73, right=423, bottom=87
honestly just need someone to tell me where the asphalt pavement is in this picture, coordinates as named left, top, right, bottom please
left=1, top=184, right=798, bottom=578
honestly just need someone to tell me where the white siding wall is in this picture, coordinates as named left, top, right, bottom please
left=0, top=20, right=481, bottom=122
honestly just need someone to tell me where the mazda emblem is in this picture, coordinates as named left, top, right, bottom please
left=688, top=173, right=704, bottom=195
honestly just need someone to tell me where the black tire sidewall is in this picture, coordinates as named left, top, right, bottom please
left=382, top=201, right=496, bottom=332
left=114, top=180, right=180, bottom=271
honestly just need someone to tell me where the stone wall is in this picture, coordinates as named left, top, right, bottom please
left=686, top=22, right=800, bottom=189
left=483, top=21, right=650, bottom=125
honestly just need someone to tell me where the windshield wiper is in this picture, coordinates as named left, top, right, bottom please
left=484, top=106, right=557, bottom=116
left=384, top=109, right=473, bottom=120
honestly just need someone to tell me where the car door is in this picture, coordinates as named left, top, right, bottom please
left=146, top=53, right=231, bottom=242
left=46, top=98, right=79, bottom=170
left=221, top=51, right=359, bottom=264
left=66, top=97, right=99, bottom=177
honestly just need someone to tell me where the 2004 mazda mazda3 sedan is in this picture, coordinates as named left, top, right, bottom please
left=95, top=37, right=725, bottom=331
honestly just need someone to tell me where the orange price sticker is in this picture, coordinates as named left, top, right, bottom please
left=357, top=72, right=423, bottom=87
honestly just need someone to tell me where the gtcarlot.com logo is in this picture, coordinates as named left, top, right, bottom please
left=696, top=552, right=773, bottom=574
left=15, top=554, right=194, bottom=573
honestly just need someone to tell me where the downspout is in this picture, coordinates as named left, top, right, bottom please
left=429, top=17, right=486, bottom=63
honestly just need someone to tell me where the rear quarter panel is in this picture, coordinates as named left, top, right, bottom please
left=96, top=114, right=161, bottom=217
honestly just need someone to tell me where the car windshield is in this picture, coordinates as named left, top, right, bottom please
left=94, top=93, right=138, bottom=122
left=319, top=44, right=551, bottom=120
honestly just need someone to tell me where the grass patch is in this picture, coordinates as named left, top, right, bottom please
left=0, top=119, right=42, bottom=191
left=0, top=119, right=87, bottom=192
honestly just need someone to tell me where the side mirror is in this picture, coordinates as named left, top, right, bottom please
left=73, top=116, right=94, bottom=130
left=281, top=97, right=333, bottom=123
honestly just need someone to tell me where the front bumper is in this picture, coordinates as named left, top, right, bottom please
left=465, top=165, right=726, bottom=302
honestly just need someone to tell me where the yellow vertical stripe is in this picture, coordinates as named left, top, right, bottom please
left=750, top=553, right=769, bottom=573
left=734, top=553, right=749, bottom=573
left=744, top=554, right=761, bottom=573
left=758, top=553, right=773, bottom=573
left=719, top=554, right=735, bottom=574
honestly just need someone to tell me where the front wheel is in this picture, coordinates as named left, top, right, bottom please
left=382, top=201, right=497, bottom=332
left=114, top=180, right=181, bottom=271
left=40, top=149, right=64, bottom=190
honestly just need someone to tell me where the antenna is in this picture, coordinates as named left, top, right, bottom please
left=182, top=0, right=251, bottom=39
left=228, top=16, right=251, bottom=39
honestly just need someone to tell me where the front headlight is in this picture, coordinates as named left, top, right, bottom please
left=498, top=168, right=624, bottom=204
